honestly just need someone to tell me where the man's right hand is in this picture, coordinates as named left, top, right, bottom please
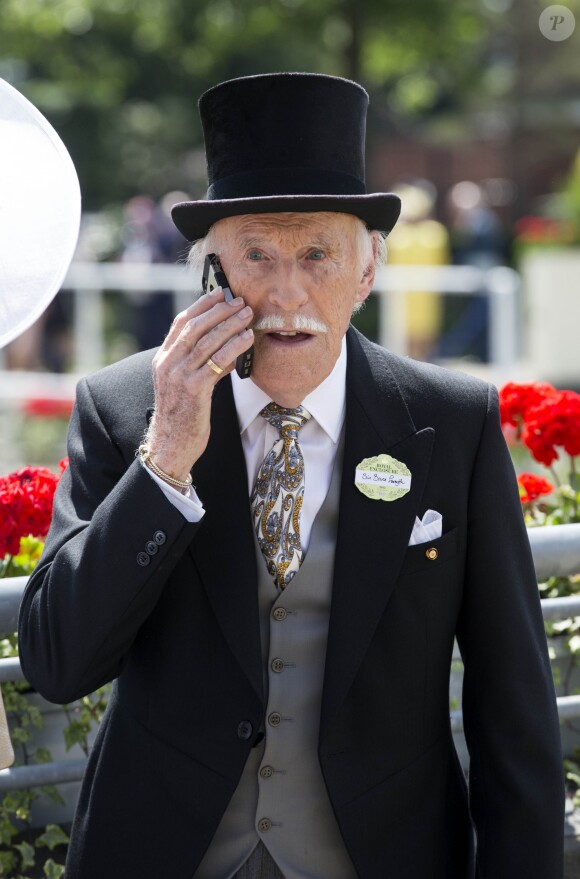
left=143, top=285, right=253, bottom=481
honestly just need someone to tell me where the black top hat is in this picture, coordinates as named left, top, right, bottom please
left=171, top=72, right=401, bottom=241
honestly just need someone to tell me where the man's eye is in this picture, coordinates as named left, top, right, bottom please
left=247, top=250, right=263, bottom=260
left=308, top=250, right=325, bottom=260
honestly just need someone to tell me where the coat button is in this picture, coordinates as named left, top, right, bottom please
left=272, top=607, right=287, bottom=621
left=237, top=721, right=253, bottom=741
left=271, top=658, right=284, bottom=673
left=268, top=712, right=281, bottom=727
left=258, top=818, right=272, bottom=833
left=153, top=530, right=166, bottom=545
left=136, top=552, right=150, bottom=567
left=425, top=547, right=438, bottom=561
left=145, top=540, right=158, bottom=555
left=260, top=765, right=274, bottom=779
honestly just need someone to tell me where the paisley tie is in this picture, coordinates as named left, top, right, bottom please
left=250, top=402, right=311, bottom=590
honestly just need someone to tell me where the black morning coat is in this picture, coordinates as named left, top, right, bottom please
left=18, top=327, right=564, bottom=878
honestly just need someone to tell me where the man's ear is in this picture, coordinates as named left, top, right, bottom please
left=355, top=233, right=379, bottom=305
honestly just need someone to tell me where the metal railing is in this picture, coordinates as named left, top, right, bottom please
left=1, top=523, right=579, bottom=790
left=373, top=264, right=519, bottom=373
left=451, top=522, right=580, bottom=733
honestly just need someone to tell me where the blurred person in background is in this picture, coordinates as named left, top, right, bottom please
left=2, top=294, right=73, bottom=374
left=386, top=181, right=450, bottom=361
left=441, top=181, right=504, bottom=362
left=120, top=192, right=190, bottom=351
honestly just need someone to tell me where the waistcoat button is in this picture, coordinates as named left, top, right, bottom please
left=260, top=765, right=274, bottom=778
left=272, top=607, right=287, bottom=621
left=258, top=818, right=272, bottom=833
left=268, top=712, right=282, bottom=727
left=271, top=658, right=284, bottom=673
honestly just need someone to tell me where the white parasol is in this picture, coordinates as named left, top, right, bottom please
left=0, top=78, right=81, bottom=348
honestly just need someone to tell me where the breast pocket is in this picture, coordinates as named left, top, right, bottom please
left=398, top=526, right=459, bottom=578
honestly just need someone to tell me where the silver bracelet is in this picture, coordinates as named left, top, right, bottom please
left=138, top=444, right=193, bottom=492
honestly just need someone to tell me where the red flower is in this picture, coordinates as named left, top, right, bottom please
left=22, top=398, right=74, bottom=419
left=522, top=390, right=580, bottom=466
left=517, top=473, right=554, bottom=504
left=499, top=382, right=556, bottom=432
left=0, top=466, right=62, bottom=558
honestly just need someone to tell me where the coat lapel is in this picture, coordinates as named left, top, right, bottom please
left=186, top=377, right=263, bottom=704
left=321, top=328, right=435, bottom=735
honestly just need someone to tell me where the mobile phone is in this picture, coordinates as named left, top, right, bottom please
left=202, top=253, right=254, bottom=379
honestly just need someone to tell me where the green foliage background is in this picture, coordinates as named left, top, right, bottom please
left=2, top=0, right=580, bottom=215
left=1, top=0, right=489, bottom=208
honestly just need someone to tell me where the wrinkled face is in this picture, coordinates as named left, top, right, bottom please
left=209, top=212, right=377, bottom=407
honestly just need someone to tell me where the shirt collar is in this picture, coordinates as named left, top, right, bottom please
left=231, top=335, right=347, bottom=443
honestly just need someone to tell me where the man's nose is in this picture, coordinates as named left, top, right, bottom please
left=267, top=262, right=309, bottom=310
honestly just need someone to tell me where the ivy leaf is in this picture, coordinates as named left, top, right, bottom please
left=11, top=726, right=32, bottom=745
left=14, top=840, right=36, bottom=868
left=63, top=719, right=88, bottom=752
left=35, top=824, right=70, bottom=851
left=43, top=858, right=66, bottom=879
left=34, top=746, right=53, bottom=764
left=0, top=850, right=17, bottom=873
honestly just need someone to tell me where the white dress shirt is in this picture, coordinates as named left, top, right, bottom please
left=144, top=338, right=347, bottom=553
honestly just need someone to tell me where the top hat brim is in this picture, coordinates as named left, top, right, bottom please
left=171, top=193, right=401, bottom=243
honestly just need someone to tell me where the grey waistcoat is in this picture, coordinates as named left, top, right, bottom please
left=194, top=444, right=357, bottom=879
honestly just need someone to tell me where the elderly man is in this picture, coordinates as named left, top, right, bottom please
left=19, top=73, right=563, bottom=879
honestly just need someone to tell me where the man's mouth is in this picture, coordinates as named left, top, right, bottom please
left=266, top=330, right=313, bottom=344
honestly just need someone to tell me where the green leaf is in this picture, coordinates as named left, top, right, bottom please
left=43, top=858, right=66, bottom=878
left=34, top=746, right=54, bottom=764
left=566, top=770, right=580, bottom=787
left=63, top=720, right=88, bottom=751
left=15, top=840, right=36, bottom=868
left=11, top=726, right=32, bottom=744
left=0, top=850, right=17, bottom=872
left=35, top=824, right=70, bottom=851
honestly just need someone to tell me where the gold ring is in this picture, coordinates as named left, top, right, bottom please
left=206, top=357, right=224, bottom=375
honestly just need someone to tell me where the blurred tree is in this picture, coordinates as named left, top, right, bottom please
left=0, top=0, right=488, bottom=208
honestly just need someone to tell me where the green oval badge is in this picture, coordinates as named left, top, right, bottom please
left=354, top=454, right=412, bottom=502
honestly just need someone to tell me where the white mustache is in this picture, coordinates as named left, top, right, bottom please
left=252, top=314, right=328, bottom=333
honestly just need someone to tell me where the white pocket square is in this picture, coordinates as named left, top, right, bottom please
left=408, top=509, right=442, bottom=546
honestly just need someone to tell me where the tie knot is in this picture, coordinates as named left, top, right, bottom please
left=260, top=402, right=311, bottom=437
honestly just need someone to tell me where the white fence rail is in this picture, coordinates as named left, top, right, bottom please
left=0, top=261, right=519, bottom=377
